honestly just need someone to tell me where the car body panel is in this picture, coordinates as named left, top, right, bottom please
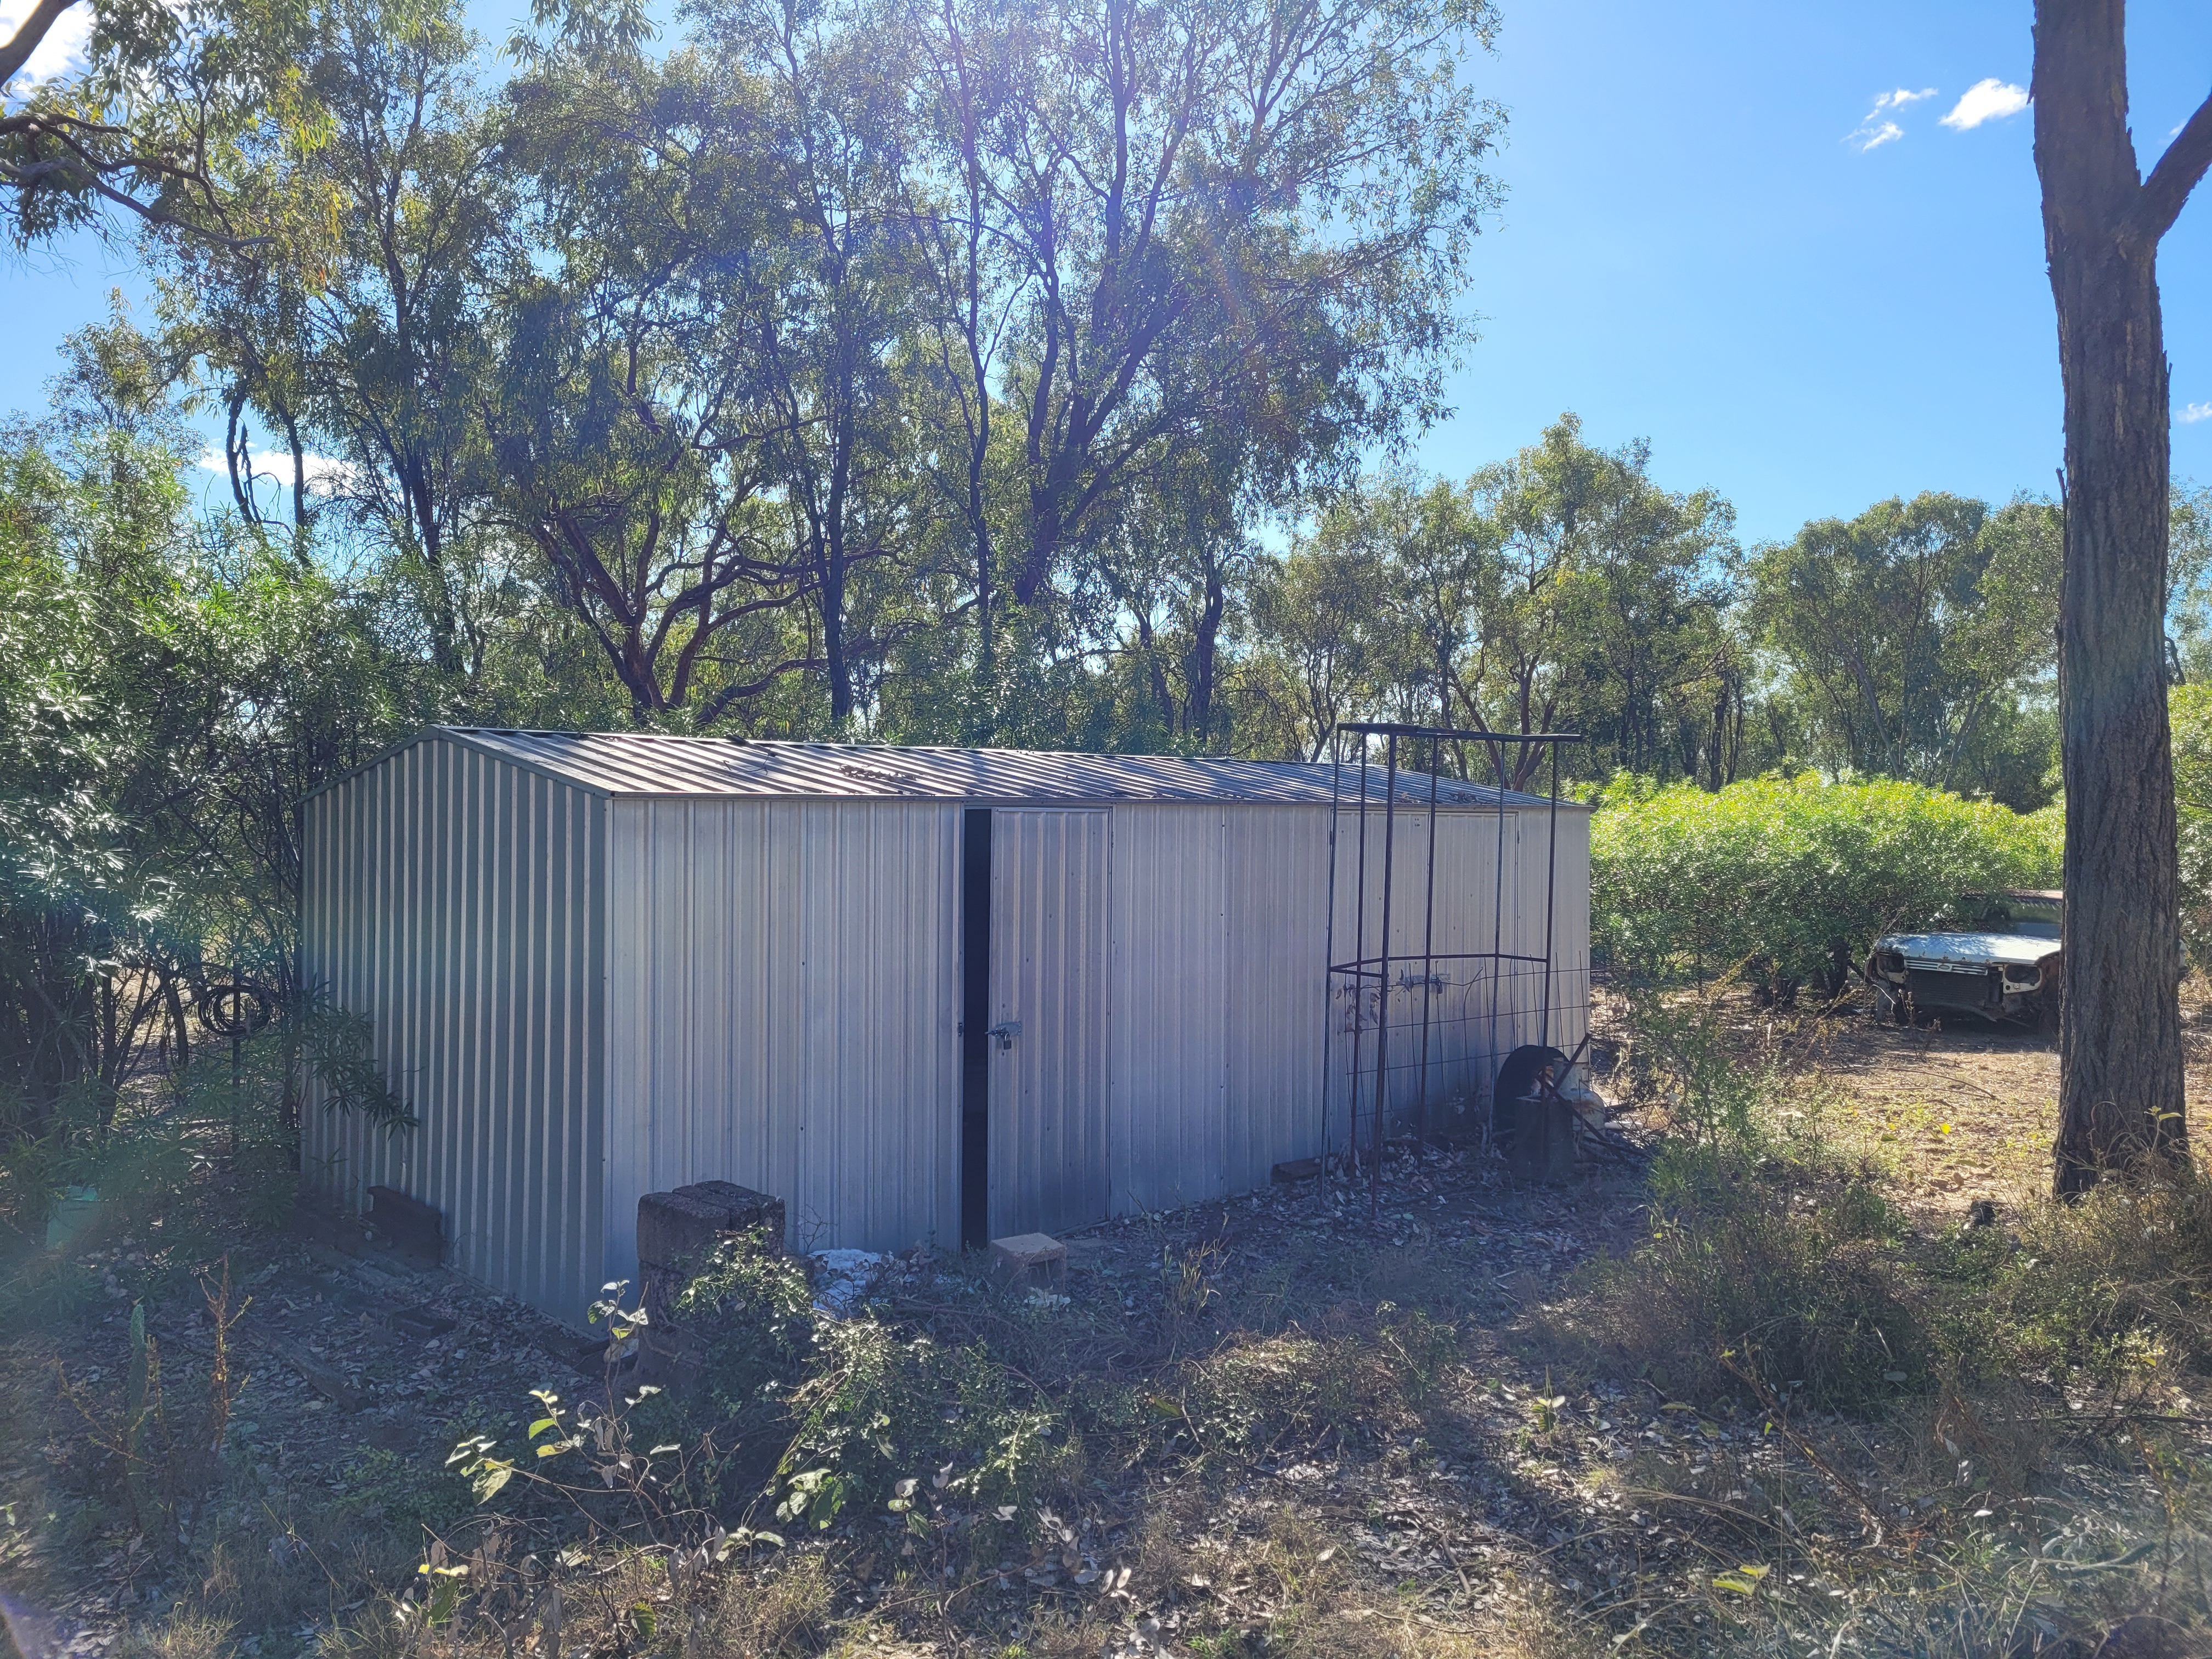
left=1864, top=890, right=2063, bottom=1026
left=1878, top=930, right=2057, bottom=970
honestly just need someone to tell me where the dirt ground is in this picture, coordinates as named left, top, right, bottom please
left=1708, top=985, right=2212, bottom=1221
left=2, top=995, right=2207, bottom=1657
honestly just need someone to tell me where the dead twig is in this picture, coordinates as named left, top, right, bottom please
left=1717, top=1347, right=1887, bottom=1548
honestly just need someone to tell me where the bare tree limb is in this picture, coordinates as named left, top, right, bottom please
left=0, top=0, right=78, bottom=90
left=2135, top=88, right=2212, bottom=246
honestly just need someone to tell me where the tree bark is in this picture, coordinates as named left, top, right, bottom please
left=2033, top=0, right=2212, bottom=1192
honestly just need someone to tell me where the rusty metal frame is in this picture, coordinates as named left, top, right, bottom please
left=1316, top=719, right=1584, bottom=1219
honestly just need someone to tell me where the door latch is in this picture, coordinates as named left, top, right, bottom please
left=986, top=1020, right=1020, bottom=1052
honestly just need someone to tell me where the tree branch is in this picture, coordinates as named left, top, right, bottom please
left=0, top=0, right=77, bottom=91
left=2136, top=88, right=2212, bottom=246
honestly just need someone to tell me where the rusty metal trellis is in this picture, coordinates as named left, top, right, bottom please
left=1315, top=719, right=1584, bottom=1220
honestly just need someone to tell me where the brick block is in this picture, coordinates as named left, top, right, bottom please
left=990, top=1232, right=1067, bottom=1290
left=636, top=1181, right=785, bottom=1271
left=633, top=1182, right=786, bottom=1389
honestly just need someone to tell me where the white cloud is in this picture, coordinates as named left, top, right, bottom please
left=1847, top=87, right=1936, bottom=151
left=1, top=0, right=92, bottom=94
left=2181, top=402, right=2212, bottom=425
left=200, top=447, right=358, bottom=499
left=1942, top=78, right=2030, bottom=131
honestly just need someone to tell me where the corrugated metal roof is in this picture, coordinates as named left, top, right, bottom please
left=371, top=727, right=1581, bottom=810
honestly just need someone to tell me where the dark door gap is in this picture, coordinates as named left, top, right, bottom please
left=960, top=807, right=992, bottom=1251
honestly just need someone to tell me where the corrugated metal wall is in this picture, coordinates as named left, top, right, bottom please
left=300, top=736, right=607, bottom=1325
left=1322, top=803, right=1592, bottom=1142
left=301, top=740, right=1589, bottom=1322
left=1108, top=806, right=1231, bottom=1214
left=601, top=798, right=963, bottom=1293
left=1222, top=805, right=1336, bottom=1193
left=988, top=810, right=1111, bottom=1237
left=1104, top=802, right=1342, bottom=1214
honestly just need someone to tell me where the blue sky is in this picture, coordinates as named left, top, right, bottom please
left=3, top=0, right=2210, bottom=545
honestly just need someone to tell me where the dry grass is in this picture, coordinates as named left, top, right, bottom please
left=14, top=988, right=2212, bottom=1658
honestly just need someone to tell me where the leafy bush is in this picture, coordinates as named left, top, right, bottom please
left=665, top=1231, right=817, bottom=1424
left=2172, top=686, right=2212, bottom=970
left=527, top=1235, right=1082, bottom=1543
left=774, top=1319, right=1077, bottom=1532
left=1935, top=1166, right=2212, bottom=1395
left=1577, top=1127, right=1926, bottom=1410
left=1591, top=771, right=2061, bottom=997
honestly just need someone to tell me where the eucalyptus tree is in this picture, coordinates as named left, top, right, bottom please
left=157, top=0, right=508, bottom=679
left=2, top=0, right=313, bottom=243
left=1466, top=415, right=1733, bottom=788
left=1242, top=426, right=1736, bottom=785
left=1244, top=530, right=1393, bottom=761
left=897, top=0, right=1018, bottom=687
left=1747, top=494, right=2060, bottom=798
left=691, top=0, right=950, bottom=730
left=486, top=38, right=821, bottom=727
left=911, top=0, right=1503, bottom=617
left=1093, top=434, right=1255, bottom=751
left=2034, top=0, right=2212, bottom=1189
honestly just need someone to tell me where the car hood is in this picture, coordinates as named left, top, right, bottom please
left=1875, top=931, right=2059, bottom=969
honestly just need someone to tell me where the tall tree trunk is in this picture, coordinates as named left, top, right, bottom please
left=1185, top=560, right=1226, bottom=747
left=2034, top=0, right=2212, bottom=1193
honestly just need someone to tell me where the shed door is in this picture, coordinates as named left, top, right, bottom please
left=988, top=809, right=1110, bottom=1238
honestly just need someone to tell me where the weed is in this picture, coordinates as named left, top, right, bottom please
left=57, top=1258, right=251, bottom=1545
left=111, top=1611, right=237, bottom=1659
left=1573, top=1124, right=1926, bottom=1410
left=1163, top=1238, right=1223, bottom=1318
left=664, top=1228, right=816, bottom=1423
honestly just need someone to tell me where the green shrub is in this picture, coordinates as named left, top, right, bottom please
left=774, top=1319, right=1076, bottom=1531
left=667, top=1230, right=817, bottom=1424
left=1932, top=1166, right=2212, bottom=1394
left=1577, top=1131, right=1927, bottom=1410
left=1591, top=771, right=2061, bottom=997
left=644, top=1234, right=1078, bottom=1534
left=2172, top=686, right=2212, bottom=970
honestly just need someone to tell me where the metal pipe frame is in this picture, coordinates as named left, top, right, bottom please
left=1321, top=716, right=1583, bottom=1186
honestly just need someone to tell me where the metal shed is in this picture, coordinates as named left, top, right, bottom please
left=300, top=727, right=1590, bottom=1326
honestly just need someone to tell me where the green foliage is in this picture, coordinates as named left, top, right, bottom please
left=1591, top=771, right=2062, bottom=996
left=774, top=1318, right=1076, bottom=1531
left=1588, top=1101, right=2212, bottom=1417
left=1577, top=996, right=2212, bottom=1420
left=667, top=1231, right=816, bottom=1423
left=336, top=1446, right=473, bottom=1537
left=1932, top=1166, right=2212, bottom=1395
left=0, top=306, right=426, bottom=1264
left=1241, top=420, right=1742, bottom=781
left=1583, top=1127, right=1926, bottom=1411
left=1747, top=493, right=2062, bottom=806
left=2171, top=684, right=2212, bottom=970
left=2, top=0, right=321, bottom=244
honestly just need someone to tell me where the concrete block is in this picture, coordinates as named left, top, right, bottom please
left=633, top=1181, right=786, bottom=1392
left=991, top=1232, right=1066, bottom=1290
left=1271, top=1157, right=1322, bottom=1184
left=636, top=1181, right=785, bottom=1271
